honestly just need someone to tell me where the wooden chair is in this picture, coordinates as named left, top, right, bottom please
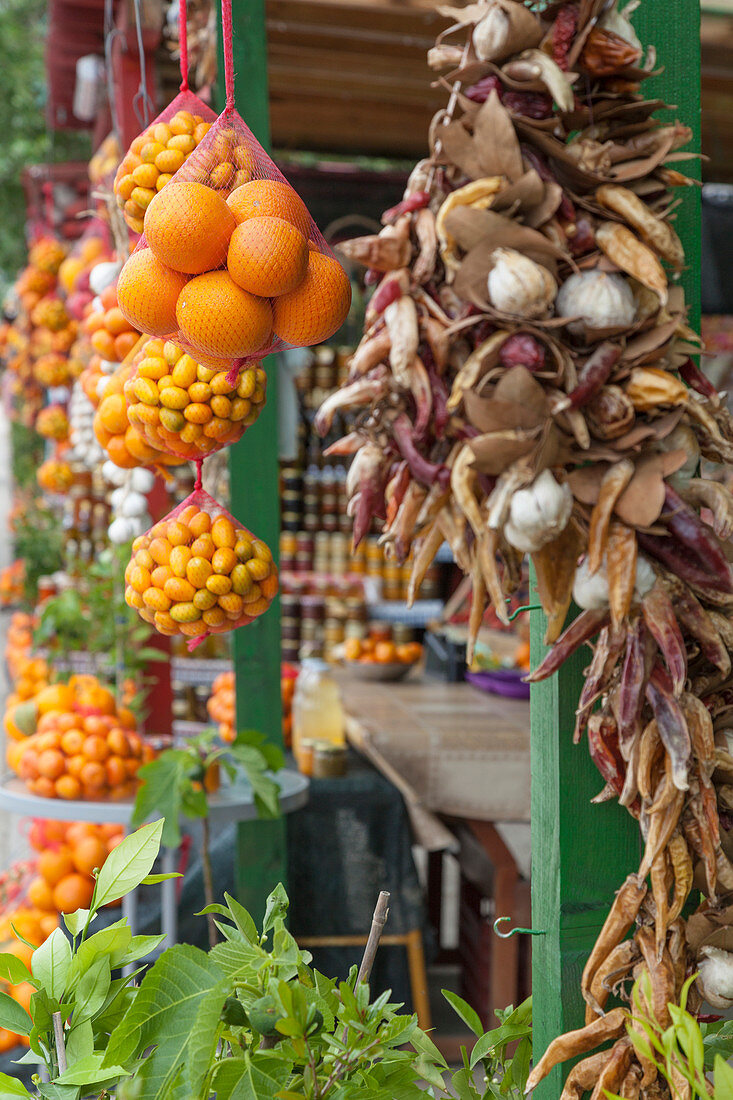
left=295, top=929, right=433, bottom=1032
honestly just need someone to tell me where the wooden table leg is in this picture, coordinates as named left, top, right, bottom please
left=465, top=821, right=520, bottom=1019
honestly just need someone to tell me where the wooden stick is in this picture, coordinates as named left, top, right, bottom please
left=356, top=891, right=390, bottom=987
left=52, top=1011, right=67, bottom=1075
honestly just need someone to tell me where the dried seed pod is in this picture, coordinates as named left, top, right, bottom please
left=595, top=222, right=668, bottom=304
left=625, top=367, right=689, bottom=411
left=586, top=386, right=635, bottom=440
left=580, top=26, right=642, bottom=76
left=596, top=184, right=685, bottom=269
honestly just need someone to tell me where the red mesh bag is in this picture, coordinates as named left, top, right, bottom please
left=124, top=486, right=279, bottom=647
left=113, top=0, right=217, bottom=234
left=124, top=335, right=266, bottom=461
left=116, top=0, right=352, bottom=376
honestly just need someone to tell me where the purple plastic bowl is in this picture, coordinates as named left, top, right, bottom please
left=465, top=668, right=530, bottom=699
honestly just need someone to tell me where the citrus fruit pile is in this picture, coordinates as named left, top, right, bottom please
left=27, top=819, right=124, bottom=916
left=114, top=108, right=214, bottom=233
left=207, top=669, right=235, bottom=743
left=94, top=356, right=184, bottom=471
left=82, top=282, right=140, bottom=364
left=5, top=613, right=36, bottom=682
left=117, top=174, right=351, bottom=362
left=0, top=886, right=56, bottom=1052
left=125, top=338, right=266, bottom=460
left=125, top=497, right=278, bottom=639
left=35, top=404, right=69, bottom=441
left=33, top=352, right=72, bottom=388
left=36, top=456, right=74, bottom=494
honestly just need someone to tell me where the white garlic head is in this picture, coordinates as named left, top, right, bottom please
left=108, top=516, right=137, bottom=545
left=89, top=260, right=123, bottom=295
left=487, top=249, right=557, bottom=319
left=556, top=270, right=636, bottom=334
left=504, top=470, right=572, bottom=553
left=697, top=946, right=733, bottom=1010
left=572, top=551, right=655, bottom=610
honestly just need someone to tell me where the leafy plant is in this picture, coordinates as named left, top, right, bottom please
left=131, top=727, right=283, bottom=944
left=0, top=820, right=177, bottom=1100
left=12, top=496, right=63, bottom=606
left=9, top=424, right=44, bottom=492
left=606, top=972, right=733, bottom=1100
left=442, top=991, right=532, bottom=1099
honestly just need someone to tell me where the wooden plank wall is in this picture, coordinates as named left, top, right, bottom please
left=266, top=0, right=449, bottom=157
left=702, top=14, right=733, bottom=181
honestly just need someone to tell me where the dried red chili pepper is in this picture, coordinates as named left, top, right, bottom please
left=526, top=607, right=611, bottom=682
left=574, top=625, right=625, bottom=742
left=464, top=75, right=504, bottom=103
left=662, top=574, right=731, bottom=675
left=368, top=271, right=408, bottom=319
left=566, top=343, right=623, bottom=410
left=617, top=617, right=655, bottom=756
left=679, top=356, right=718, bottom=400
left=498, top=333, right=546, bottom=372
left=552, top=3, right=579, bottom=72
left=641, top=581, right=687, bottom=695
left=392, top=413, right=450, bottom=489
left=637, top=531, right=732, bottom=594
left=424, top=357, right=449, bottom=437
left=645, top=663, right=691, bottom=791
left=381, top=191, right=431, bottom=226
left=566, top=216, right=596, bottom=257
left=587, top=712, right=626, bottom=796
left=504, top=91, right=553, bottom=119
left=664, top=485, right=733, bottom=592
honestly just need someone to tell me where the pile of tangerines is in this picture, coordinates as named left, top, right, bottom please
left=27, top=818, right=124, bottom=915
left=124, top=499, right=277, bottom=639
left=206, top=664, right=296, bottom=746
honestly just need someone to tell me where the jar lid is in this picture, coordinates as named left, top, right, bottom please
left=300, top=657, right=330, bottom=673
left=312, top=741, right=346, bottom=754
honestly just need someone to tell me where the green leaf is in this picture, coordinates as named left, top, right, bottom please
left=469, top=1022, right=532, bottom=1069
left=116, top=934, right=166, bottom=967
left=714, top=1054, right=733, bottom=1092
left=212, top=1052, right=291, bottom=1100
left=65, top=1019, right=93, bottom=1064
left=56, top=1052, right=130, bottom=1086
left=224, top=893, right=259, bottom=944
left=0, top=1071, right=31, bottom=1099
left=93, top=820, right=164, bottom=908
left=36, top=1085, right=78, bottom=1100
left=72, top=956, right=110, bottom=1026
left=262, top=885, right=289, bottom=937
left=131, top=753, right=199, bottom=848
left=184, top=978, right=231, bottom=1097
left=141, top=873, right=182, bottom=885
left=31, top=929, right=71, bottom=1001
left=62, top=911, right=93, bottom=938
left=68, top=921, right=131, bottom=986
left=104, top=944, right=224, bottom=1100
left=0, top=990, right=32, bottom=1036
left=0, top=952, right=33, bottom=986
left=441, top=990, right=483, bottom=1038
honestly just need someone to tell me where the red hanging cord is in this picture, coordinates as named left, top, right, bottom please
left=179, top=0, right=189, bottom=91
left=220, top=0, right=235, bottom=110
left=194, top=459, right=204, bottom=491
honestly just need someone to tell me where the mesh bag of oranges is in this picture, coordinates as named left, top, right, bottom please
left=124, top=336, right=266, bottom=461
left=125, top=488, right=278, bottom=646
left=116, top=45, right=351, bottom=373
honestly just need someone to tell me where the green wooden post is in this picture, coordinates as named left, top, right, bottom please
left=529, top=6, right=701, bottom=1094
left=215, top=1, right=287, bottom=924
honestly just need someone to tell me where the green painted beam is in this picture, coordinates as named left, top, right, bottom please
left=215, top=0, right=287, bottom=924
left=529, top=5, right=701, bottom=1093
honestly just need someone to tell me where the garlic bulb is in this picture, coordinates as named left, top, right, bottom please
left=120, top=492, right=148, bottom=518
left=504, top=470, right=572, bottom=553
left=130, top=468, right=155, bottom=494
left=599, top=0, right=642, bottom=49
left=102, top=460, right=128, bottom=487
left=659, top=424, right=700, bottom=489
left=108, top=516, right=137, bottom=545
left=88, top=261, right=123, bottom=295
left=573, top=552, right=655, bottom=610
left=556, top=270, right=636, bottom=334
left=697, top=946, right=733, bottom=1009
left=487, top=249, right=557, bottom=319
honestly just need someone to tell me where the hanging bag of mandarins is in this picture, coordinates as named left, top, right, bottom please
left=113, top=0, right=217, bottom=235
left=123, top=335, right=266, bottom=461
left=116, top=0, right=351, bottom=377
left=124, top=482, right=278, bottom=647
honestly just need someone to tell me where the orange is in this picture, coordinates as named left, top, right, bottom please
left=98, top=393, right=129, bottom=435
left=52, top=874, right=94, bottom=913
left=144, top=182, right=236, bottom=274
left=0, top=1029, right=16, bottom=1054
left=106, top=756, right=128, bottom=788
left=11, top=983, right=34, bottom=1014
left=107, top=728, right=130, bottom=757
left=344, top=637, right=362, bottom=661
left=227, top=217, right=308, bottom=298
left=27, top=876, right=55, bottom=911
left=176, top=271, right=272, bottom=360
left=37, top=750, right=66, bottom=781
left=39, top=914, right=58, bottom=938
left=61, top=729, right=84, bottom=756
left=38, top=848, right=74, bottom=886
left=71, top=836, right=108, bottom=877
left=66, top=754, right=86, bottom=778
left=80, top=761, right=106, bottom=790
left=66, top=822, right=98, bottom=845
left=375, top=641, right=398, bottom=663
left=117, top=251, right=188, bottom=338
left=226, top=179, right=310, bottom=236
left=272, top=252, right=351, bottom=347
left=55, top=775, right=82, bottom=800
left=82, top=735, right=109, bottom=763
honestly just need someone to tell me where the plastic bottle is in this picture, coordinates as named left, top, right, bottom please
left=292, top=658, right=345, bottom=769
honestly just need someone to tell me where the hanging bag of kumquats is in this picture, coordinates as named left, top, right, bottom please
left=113, top=0, right=217, bottom=234
left=124, top=336, right=266, bottom=461
left=116, top=0, right=351, bottom=376
left=125, top=482, right=278, bottom=647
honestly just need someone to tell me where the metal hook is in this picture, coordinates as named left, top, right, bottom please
left=493, top=917, right=546, bottom=940
left=505, top=602, right=542, bottom=622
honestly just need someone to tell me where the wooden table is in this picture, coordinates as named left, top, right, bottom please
left=340, top=674, right=531, bottom=1023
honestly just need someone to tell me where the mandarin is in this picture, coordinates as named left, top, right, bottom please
left=27, top=877, right=55, bottom=911
left=38, top=848, right=74, bottom=886
left=272, top=251, right=351, bottom=347
left=176, top=271, right=272, bottom=360
left=226, top=179, right=310, bottom=236
left=227, top=217, right=308, bottom=298
left=144, top=182, right=236, bottom=274
left=117, top=250, right=188, bottom=338
left=71, top=836, right=108, bottom=877
left=53, top=874, right=94, bottom=913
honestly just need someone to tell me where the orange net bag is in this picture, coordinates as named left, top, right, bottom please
left=124, top=336, right=266, bottom=461
left=113, top=0, right=217, bottom=234
left=124, top=484, right=278, bottom=647
left=116, top=0, right=351, bottom=376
